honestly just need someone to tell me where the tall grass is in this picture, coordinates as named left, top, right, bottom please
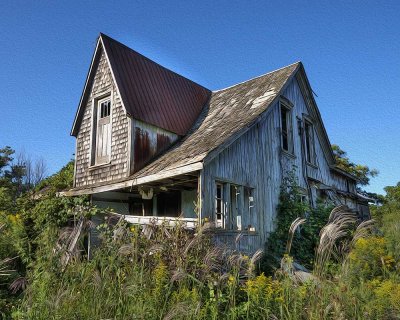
left=11, top=205, right=400, bottom=319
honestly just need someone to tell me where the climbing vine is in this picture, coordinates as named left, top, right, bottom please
left=261, top=169, right=333, bottom=274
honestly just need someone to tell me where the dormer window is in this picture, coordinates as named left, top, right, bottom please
left=91, top=95, right=112, bottom=165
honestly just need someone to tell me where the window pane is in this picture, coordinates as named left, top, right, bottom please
left=282, top=132, right=288, bottom=151
left=100, top=100, right=111, bottom=118
left=305, top=122, right=313, bottom=162
left=216, top=200, right=221, bottom=213
left=281, top=108, right=287, bottom=132
left=216, top=184, right=222, bottom=198
left=281, top=105, right=291, bottom=152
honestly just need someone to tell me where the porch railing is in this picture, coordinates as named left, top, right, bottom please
left=119, top=214, right=198, bottom=229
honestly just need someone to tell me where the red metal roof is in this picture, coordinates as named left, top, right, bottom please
left=100, top=33, right=210, bottom=135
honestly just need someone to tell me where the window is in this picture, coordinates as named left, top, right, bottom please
left=300, top=194, right=308, bottom=204
left=280, top=101, right=293, bottom=153
left=215, top=182, right=225, bottom=228
left=304, top=120, right=315, bottom=165
left=230, top=185, right=240, bottom=230
left=157, top=191, right=181, bottom=217
left=215, top=182, right=254, bottom=231
left=93, top=96, right=112, bottom=165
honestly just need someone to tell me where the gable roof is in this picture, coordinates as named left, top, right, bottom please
left=71, top=33, right=211, bottom=136
left=129, top=62, right=301, bottom=179
left=66, top=61, right=301, bottom=195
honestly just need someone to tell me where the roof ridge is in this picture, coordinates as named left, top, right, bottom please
left=212, top=61, right=301, bottom=93
left=99, top=32, right=210, bottom=91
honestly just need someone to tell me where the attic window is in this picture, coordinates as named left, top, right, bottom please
left=100, top=100, right=111, bottom=118
left=280, top=99, right=294, bottom=153
left=91, top=96, right=112, bottom=166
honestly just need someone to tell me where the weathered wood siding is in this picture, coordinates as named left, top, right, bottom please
left=280, top=79, right=357, bottom=206
left=201, top=76, right=357, bottom=252
left=75, top=48, right=129, bottom=187
left=201, top=102, right=281, bottom=251
left=130, top=120, right=178, bottom=174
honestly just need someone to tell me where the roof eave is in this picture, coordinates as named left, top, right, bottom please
left=59, top=161, right=203, bottom=196
left=70, top=35, right=102, bottom=137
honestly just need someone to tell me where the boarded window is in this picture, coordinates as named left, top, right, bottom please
left=304, top=120, right=315, bottom=164
left=95, top=97, right=112, bottom=164
left=280, top=102, right=293, bottom=153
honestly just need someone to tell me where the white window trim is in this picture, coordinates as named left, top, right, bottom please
left=214, top=180, right=255, bottom=231
left=89, top=91, right=113, bottom=167
left=215, top=182, right=225, bottom=228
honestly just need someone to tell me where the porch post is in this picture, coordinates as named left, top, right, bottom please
left=197, top=170, right=204, bottom=222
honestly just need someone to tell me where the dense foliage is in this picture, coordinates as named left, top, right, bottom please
left=0, top=146, right=399, bottom=319
left=261, top=171, right=333, bottom=273
left=331, top=144, right=378, bottom=186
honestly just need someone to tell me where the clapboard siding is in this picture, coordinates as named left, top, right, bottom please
left=202, top=99, right=282, bottom=249
left=281, top=79, right=357, bottom=194
left=201, top=77, right=357, bottom=252
left=75, top=48, right=129, bottom=187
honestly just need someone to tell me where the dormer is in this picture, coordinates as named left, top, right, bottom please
left=71, top=33, right=210, bottom=188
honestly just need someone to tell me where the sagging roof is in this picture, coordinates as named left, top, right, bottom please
left=128, top=62, right=300, bottom=180
left=71, top=33, right=211, bottom=136
left=66, top=61, right=300, bottom=195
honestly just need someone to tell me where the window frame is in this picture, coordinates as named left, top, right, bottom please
left=214, top=179, right=255, bottom=232
left=303, top=118, right=316, bottom=166
left=215, top=182, right=225, bottom=228
left=279, top=98, right=294, bottom=154
left=89, top=92, right=113, bottom=167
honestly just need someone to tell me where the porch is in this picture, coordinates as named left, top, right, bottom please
left=90, top=171, right=201, bottom=229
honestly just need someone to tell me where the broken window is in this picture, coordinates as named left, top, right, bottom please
left=229, top=185, right=241, bottom=230
left=304, top=120, right=316, bottom=165
left=215, top=182, right=254, bottom=231
left=215, top=182, right=225, bottom=228
left=280, top=101, right=293, bottom=153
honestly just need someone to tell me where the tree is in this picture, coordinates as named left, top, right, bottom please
left=0, top=147, right=48, bottom=209
left=0, top=146, right=14, bottom=175
left=332, top=144, right=378, bottom=186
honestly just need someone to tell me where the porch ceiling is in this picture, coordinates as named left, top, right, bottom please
left=60, top=162, right=201, bottom=196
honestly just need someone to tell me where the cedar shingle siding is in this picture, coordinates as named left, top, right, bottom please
left=75, top=49, right=128, bottom=187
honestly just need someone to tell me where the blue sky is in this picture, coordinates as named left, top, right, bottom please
left=0, top=1, right=399, bottom=194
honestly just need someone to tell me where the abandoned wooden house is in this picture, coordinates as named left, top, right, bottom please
left=63, top=33, right=369, bottom=252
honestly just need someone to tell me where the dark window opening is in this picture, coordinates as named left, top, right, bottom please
left=129, top=198, right=153, bottom=216
left=229, top=185, right=239, bottom=230
left=304, top=120, right=315, bottom=164
left=157, top=191, right=181, bottom=217
left=346, top=179, right=350, bottom=193
left=280, top=103, right=293, bottom=153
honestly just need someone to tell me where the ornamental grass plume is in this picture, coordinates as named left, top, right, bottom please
left=286, top=217, right=306, bottom=255
left=314, top=205, right=357, bottom=278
